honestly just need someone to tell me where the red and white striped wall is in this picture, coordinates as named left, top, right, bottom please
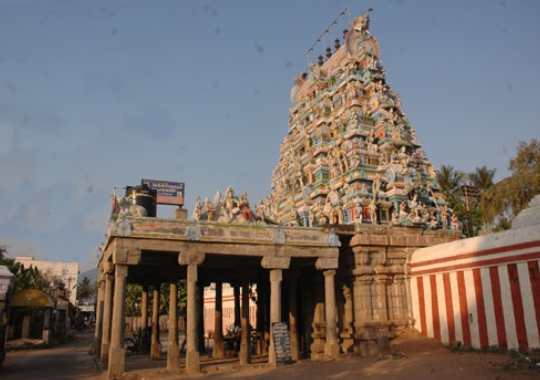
left=410, top=227, right=540, bottom=350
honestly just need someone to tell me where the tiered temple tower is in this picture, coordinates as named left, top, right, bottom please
left=266, top=10, right=448, bottom=230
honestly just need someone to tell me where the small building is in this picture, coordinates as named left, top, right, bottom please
left=0, top=265, right=15, bottom=365
left=7, top=289, right=54, bottom=344
left=14, top=256, right=79, bottom=306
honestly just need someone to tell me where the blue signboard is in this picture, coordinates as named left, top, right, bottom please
left=141, top=179, right=185, bottom=206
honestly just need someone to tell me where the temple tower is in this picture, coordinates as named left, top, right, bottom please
left=266, top=10, right=447, bottom=230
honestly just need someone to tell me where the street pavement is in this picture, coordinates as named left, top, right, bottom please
left=0, top=330, right=520, bottom=380
left=1, top=331, right=102, bottom=380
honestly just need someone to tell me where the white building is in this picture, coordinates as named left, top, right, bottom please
left=15, top=256, right=79, bottom=305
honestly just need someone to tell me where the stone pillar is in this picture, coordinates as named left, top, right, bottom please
left=323, top=270, right=340, bottom=359
left=392, top=271, right=405, bottom=321
left=373, top=271, right=391, bottom=322
left=256, top=281, right=269, bottom=355
left=239, top=280, right=251, bottom=365
left=167, top=276, right=180, bottom=371
left=340, top=283, right=355, bottom=353
left=107, top=264, right=128, bottom=380
left=233, top=282, right=241, bottom=326
left=261, top=256, right=290, bottom=367
left=213, top=281, right=224, bottom=359
left=300, top=277, right=314, bottom=358
left=403, top=253, right=414, bottom=328
left=151, top=284, right=161, bottom=359
left=268, top=269, right=282, bottom=366
left=315, top=257, right=339, bottom=360
left=141, top=285, right=149, bottom=331
left=352, top=274, right=375, bottom=355
left=310, top=289, right=326, bottom=359
left=100, top=267, right=114, bottom=368
left=92, top=275, right=105, bottom=356
left=43, top=309, right=52, bottom=344
left=179, top=250, right=205, bottom=375
left=288, top=273, right=299, bottom=361
left=383, top=255, right=408, bottom=335
left=197, top=284, right=206, bottom=353
left=22, top=315, right=31, bottom=338
left=186, top=264, right=199, bottom=373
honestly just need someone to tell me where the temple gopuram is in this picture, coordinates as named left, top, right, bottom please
left=265, top=9, right=449, bottom=230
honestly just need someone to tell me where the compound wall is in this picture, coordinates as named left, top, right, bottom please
left=410, top=198, right=540, bottom=350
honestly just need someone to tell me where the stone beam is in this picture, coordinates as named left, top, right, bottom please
left=350, top=228, right=460, bottom=249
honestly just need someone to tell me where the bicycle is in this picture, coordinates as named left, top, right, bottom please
left=124, top=328, right=152, bottom=356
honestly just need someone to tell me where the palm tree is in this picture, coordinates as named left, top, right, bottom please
left=469, top=166, right=496, bottom=192
left=469, top=166, right=496, bottom=230
left=77, top=276, right=95, bottom=302
left=436, top=165, right=465, bottom=205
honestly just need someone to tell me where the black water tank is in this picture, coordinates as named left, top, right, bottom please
left=125, top=184, right=157, bottom=217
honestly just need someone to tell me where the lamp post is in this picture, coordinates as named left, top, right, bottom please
left=134, top=302, right=139, bottom=331
left=460, top=184, right=479, bottom=237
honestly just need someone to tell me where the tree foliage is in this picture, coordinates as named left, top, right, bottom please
left=123, top=280, right=187, bottom=318
left=76, top=276, right=95, bottom=301
left=435, top=139, right=539, bottom=235
left=468, top=165, right=496, bottom=229
left=0, top=245, right=48, bottom=292
left=436, top=165, right=466, bottom=206
left=487, top=139, right=540, bottom=220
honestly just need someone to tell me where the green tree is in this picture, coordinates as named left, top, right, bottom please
left=125, top=283, right=143, bottom=317
left=488, top=139, right=540, bottom=223
left=76, top=276, right=95, bottom=302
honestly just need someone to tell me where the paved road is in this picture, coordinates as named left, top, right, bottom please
left=1, top=330, right=521, bottom=380
left=1, top=332, right=102, bottom=380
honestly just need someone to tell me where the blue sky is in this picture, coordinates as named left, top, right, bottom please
left=0, top=0, right=538, bottom=272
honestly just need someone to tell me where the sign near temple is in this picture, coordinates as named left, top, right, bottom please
left=141, top=179, right=185, bottom=206
left=271, top=322, right=292, bottom=366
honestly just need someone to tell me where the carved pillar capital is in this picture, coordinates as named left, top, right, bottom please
left=113, top=247, right=141, bottom=265
left=179, top=250, right=205, bottom=266
left=261, top=256, right=290, bottom=269
left=103, top=260, right=115, bottom=274
left=323, top=269, right=337, bottom=278
left=269, top=268, right=282, bottom=282
left=315, top=257, right=338, bottom=270
left=114, top=264, right=128, bottom=279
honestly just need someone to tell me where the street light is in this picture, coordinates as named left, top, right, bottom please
left=460, top=184, right=480, bottom=237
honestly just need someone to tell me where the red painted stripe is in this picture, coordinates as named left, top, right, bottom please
left=507, top=264, right=528, bottom=349
left=457, top=271, right=471, bottom=347
left=411, top=240, right=540, bottom=268
left=489, top=266, right=507, bottom=348
left=417, top=277, right=427, bottom=335
left=473, top=268, right=489, bottom=348
left=442, top=273, right=456, bottom=343
left=430, top=275, right=441, bottom=341
left=527, top=261, right=540, bottom=341
left=411, top=250, right=540, bottom=276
